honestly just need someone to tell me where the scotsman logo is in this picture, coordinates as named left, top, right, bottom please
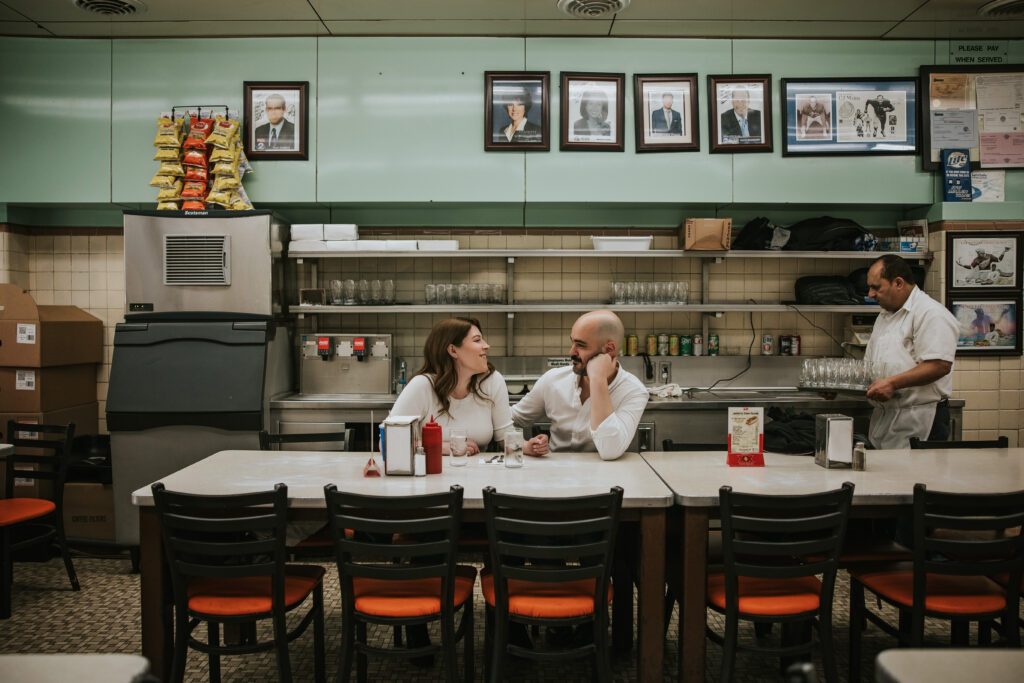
left=946, top=151, right=969, bottom=168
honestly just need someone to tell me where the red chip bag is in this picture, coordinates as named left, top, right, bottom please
left=180, top=181, right=207, bottom=199
left=183, top=149, right=208, bottom=168
left=183, top=136, right=207, bottom=151
left=184, top=166, right=208, bottom=182
left=187, top=117, right=214, bottom=140
left=181, top=200, right=206, bottom=211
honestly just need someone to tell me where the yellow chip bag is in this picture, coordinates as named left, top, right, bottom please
left=209, top=147, right=235, bottom=163
left=156, top=180, right=183, bottom=200
left=153, top=116, right=183, bottom=147
left=157, top=162, right=185, bottom=177
left=211, top=175, right=241, bottom=192
left=212, top=159, right=240, bottom=176
left=153, top=147, right=182, bottom=162
left=149, top=174, right=176, bottom=188
left=205, top=190, right=232, bottom=208
left=206, top=117, right=240, bottom=149
left=156, top=201, right=180, bottom=211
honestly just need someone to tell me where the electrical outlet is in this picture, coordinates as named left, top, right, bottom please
left=658, top=361, right=671, bottom=384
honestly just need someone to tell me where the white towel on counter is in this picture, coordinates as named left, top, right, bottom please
left=324, top=223, right=359, bottom=240
left=648, top=383, right=683, bottom=398
left=323, top=240, right=358, bottom=251
left=288, top=239, right=327, bottom=252
left=290, top=224, right=324, bottom=240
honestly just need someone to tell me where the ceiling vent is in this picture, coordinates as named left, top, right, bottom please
left=557, top=0, right=630, bottom=19
left=73, top=0, right=146, bottom=16
left=977, top=0, right=1024, bottom=16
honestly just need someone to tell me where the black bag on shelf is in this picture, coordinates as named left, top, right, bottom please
left=783, top=216, right=870, bottom=251
left=795, top=275, right=862, bottom=305
left=732, top=216, right=788, bottom=250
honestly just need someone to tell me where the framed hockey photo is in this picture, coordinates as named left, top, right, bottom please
left=485, top=71, right=550, bottom=151
left=633, top=73, right=699, bottom=153
left=243, top=81, right=309, bottom=160
left=946, top=231, right=1022, bottom=291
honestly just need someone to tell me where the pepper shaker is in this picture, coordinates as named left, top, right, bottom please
left=852, top=441, right=867, bottom=471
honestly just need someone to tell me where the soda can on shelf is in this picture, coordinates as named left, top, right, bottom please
left=646, top=334, right=658, bottom=357
left=668, top=334, right=680, bottom=356
left=708, top=334, right=719, bottom=356
left=680, top=334, right=693, bottom=357
left=791, top=334, right=801, bottom=356
left=761, top=334, right=774, bottom=355
left=693, top=333, right=704, bottom=356
left=779, top=335, right=792, bottom=356
left=657, top=333, right=669, bottom=356
left=626, top=334, right=638, bottom=356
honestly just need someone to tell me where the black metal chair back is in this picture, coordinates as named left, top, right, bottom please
left=258, top=429, right=349, bottom=452
left=909, top=436, right=1008, bottom=449
left=4, top=420, right=76, bottom=499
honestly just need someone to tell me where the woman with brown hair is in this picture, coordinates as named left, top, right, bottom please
left=389, top=316, right=513, bottom=455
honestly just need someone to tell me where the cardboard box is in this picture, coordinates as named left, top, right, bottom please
left=63, top=482, right=115, bottom=541
left=681, top=218, right=732, bottom=250
left=0, top=364, right=97, bottom=411
left=0, top=284, right=103, bottom=368
left=0, top=402, right=98, bottom=500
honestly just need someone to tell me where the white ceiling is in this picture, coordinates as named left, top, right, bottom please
left=1, top=0, right=1022, bottom=39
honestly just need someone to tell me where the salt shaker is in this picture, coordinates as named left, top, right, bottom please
left=414, top=446, right=426, bottom=477
left=852, top=441, right=866, bottom=471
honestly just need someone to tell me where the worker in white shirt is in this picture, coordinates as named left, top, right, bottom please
left=512, top=309, right=649, bottom=460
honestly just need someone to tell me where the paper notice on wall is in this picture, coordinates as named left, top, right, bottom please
left=980, top=107, right=1021, bottom=133
left=980, top=132, right=1024, bottom=168
left=972, top=170, right=1006, bottom=202
left=16, top=323, right=36, bottom=344
left=932, top=110, right=979, bottom=148
left=15, top=369, right=36, bottom=390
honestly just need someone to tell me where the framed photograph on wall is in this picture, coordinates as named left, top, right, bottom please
left=946, top=231, right=1022, bottom=291
left=484, top=71, right=550, bottom=151
left=708, top=75, right=772, bottom=153
left=921, top=63, right=1024, bottom=171
left=560, top=72, right=625, bottom=151
left=243, top=81, right=309, bottom=160
left=949, top=295, right=1022, bottom=356
left=780, top=77, right=919, bottom=156
left=633, top=73, right=699, bottom=153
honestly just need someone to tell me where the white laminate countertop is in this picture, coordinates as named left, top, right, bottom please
left=0, top=654, right=150, bottom=682
left=642, top=448, right=1024, bottom=506
left=875, top=649, right=1024, bottom=683
left=131, top=450, right=673, bottom=509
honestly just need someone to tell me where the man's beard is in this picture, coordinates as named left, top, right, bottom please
left=571, top=354, right=587, bottom=376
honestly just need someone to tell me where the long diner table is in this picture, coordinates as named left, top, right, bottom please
left=642, top=447, right=1024, bottom=683
left=132, top=449, right=673, bottom=682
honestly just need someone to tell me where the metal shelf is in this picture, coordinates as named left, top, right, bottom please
left=289, top=248, right=929, bottom=261
left=294, top=303, right=880, bottom=314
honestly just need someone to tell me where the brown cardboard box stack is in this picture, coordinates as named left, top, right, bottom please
left=681, top=217, right=732, bottom=250
left=0, top=284, right=102, bottom=503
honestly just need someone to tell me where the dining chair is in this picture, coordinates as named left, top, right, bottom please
left=706, top=482, right=854, bottom=683
left=324, top=483, right=474, bottom=683
left=482, top=485, right=623, bottom=683
left=848, top=484, right=1024, bottom=683
left=908, top=436, right=1009, bottom=449
left=1, top=420, right=78, bottom=619
left=151, top=482, right=326, bottom=683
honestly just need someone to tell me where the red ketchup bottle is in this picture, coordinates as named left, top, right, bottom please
left=422, top=415, right=443, bottom=474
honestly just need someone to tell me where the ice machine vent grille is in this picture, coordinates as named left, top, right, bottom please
left=163, top=234, right=231, bottom=286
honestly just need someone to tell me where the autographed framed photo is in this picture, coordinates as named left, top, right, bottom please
left=633, top=73, right=699, bottom=153
left=243, top=81, right=309, bottom=160
left=949, top=295, right=1022, bottom=356
left=485, top=71, right=550, bottom=151
left=708, top=75, right=772, bottom=153
left=921, top=63, right=1024, bottom=171
left=781, top=77, right=919, bottom=156
left=946, top=231, right=1022, bottom=291
left=560, top=72, right=625, bottom=151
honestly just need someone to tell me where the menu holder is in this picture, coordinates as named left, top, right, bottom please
left=727, top=406, right=764, bottom=467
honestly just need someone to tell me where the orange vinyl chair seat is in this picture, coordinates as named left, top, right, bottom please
left=187, top=565, right=326, bottom=616
left=352, top=565, right=476, bottom=617
left=0, top=498, right=55, bottom=526
left=481, top=570, right=614, bottom=618
left=852, top=569, right=1007, bottom=614
left=707, top=573, right=822, bottom=615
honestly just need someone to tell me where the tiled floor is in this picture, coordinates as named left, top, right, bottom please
left=0, top=553, right=1016, bottom=682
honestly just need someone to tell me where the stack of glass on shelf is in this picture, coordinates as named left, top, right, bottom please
left=611, top=281, right=689, bottom=305
left=424, top=283, right=505, bottom=304
left=328, top=279, right=395, bottom=305
left=799, top=358, right=891, bottom=392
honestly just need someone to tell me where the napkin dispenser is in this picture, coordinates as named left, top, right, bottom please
left=815, top=414, right=853, bottom=469
left=383, top=415, right=418, bottom=475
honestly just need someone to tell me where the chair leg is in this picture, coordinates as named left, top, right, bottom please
left=273, top=609, right=293, bottom=683
left=313, top=586, right=325, bottom=683
left=819, top=611, right=838, bottom=683
left=483, top=605, right=493, bottom=683
left=443, top=610, right=458, bottom=683
left=951, top=620, right=969, bottom=646
left=338, top=608, right=354, bottom=683
left=207, top=621, right=221, bottom=683
left=356, top=621, right=368, bottom=683
left=849, top=580, right=864, bottom=683
left=54, top=520, right=79, bottom=591
left=978, top=620, right=993, bottom=646
left=720, top=609, right=739, bottom=683
left=490, top=610, right=507, bottom=683
left=463, top=602, right=474, bottom=683
left=595, top=610, right=612, bottom=683
left=171, top=606, right=190, bottom=683
left=1, top=529, right=12, bottom=620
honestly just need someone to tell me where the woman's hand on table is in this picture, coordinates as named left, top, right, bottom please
left=466, top=439, right=481, bottom=456
left=524, top=434, right=549, bottom=456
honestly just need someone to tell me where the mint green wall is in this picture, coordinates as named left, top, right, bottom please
left=1, top=35, right=1022, bottom=227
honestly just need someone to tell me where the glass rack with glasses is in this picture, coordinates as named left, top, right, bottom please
left=798, top=357, right=896, bottom=394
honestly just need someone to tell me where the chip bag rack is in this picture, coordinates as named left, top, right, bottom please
left=151, top=105, right=254, bottom=212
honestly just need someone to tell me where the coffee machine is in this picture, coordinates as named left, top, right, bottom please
left=299, top=333, right=394, bottom=395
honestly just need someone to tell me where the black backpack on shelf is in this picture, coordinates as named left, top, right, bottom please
left=795, top=275, right=862, bottom=305
left=732, top=216, right=787, bottom=250
left=783, top=216, right=870, bottom=251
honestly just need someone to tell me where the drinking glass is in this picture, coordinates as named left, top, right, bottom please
left=504, top=428, right=524, bottom=468
left=445, top=284, right=456, bottom=305
left=491, top=283, right=505, bottom=304
left=458, top=283, right=470, bottom=304
left=468, top=283, right=479, bottom=304
left=639, top=282, right=653, bottom=304
left=371, top=279, right=383, bottom=304
left=383, top=279, right=395, bottom=304
left=358, top=279, right=370, bottom=304
left=435, top=282, right=448, bottom=305
left=450, top=429, right=468, bottom=467
left=654, top=282, right=668, bottom=304
left=677, top=282, right=689, bottom=304
left=343, top=279, right=357, bottom=305
left=612, top=282, right=625, bottom=305
left=329, top=279, right=342, bottom=305
left=425, top=283, right=437, bottom=304
left=625, top=281, right=638, bottom=304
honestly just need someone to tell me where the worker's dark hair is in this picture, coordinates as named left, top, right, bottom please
left=873, top=254, right=915, bottom=284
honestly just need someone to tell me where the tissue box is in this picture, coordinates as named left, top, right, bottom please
left=324, top=224, right=359, bottom=240
left=814, top=414, right=853, bottom=468
left=290, top=224, right=324, bottom=240
left=681, top=218, right=732, bottom=250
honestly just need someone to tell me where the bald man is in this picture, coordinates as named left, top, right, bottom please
left=511, top=310, right=649, bottom=461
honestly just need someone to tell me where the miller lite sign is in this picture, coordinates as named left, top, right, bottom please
left=942, top=148, right=972, bottom=202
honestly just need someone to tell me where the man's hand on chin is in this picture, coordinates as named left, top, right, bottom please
left=586, top=353, right=616, bottom=383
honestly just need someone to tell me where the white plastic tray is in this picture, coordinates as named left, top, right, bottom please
left=591, top=236, right=652, bottom=251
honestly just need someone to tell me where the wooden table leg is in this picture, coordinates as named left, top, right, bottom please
left=139, top=506, right=172, bottom=681
left=679, top=507, right=709, bottom=683
left=637, top=508, right=666, bottom=683
left=612, top=522, right=634, bottom=654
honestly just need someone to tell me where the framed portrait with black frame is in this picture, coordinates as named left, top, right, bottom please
left=948, top=294, right=1022, bottom=357
left=633, top=73, right=699, bottom=153
left=243, top=81, right=309, bottom=160
left=780, top=77, right=919, bottom=156
left=921, top=63, right=1024, bottom=171
left=708, top=75, right=772, bottom=153
left=560, top=72, right=625, bottom=151
left=484, top=71, right=550, bottom=151
left=946, top=231, right=1022, bottom=292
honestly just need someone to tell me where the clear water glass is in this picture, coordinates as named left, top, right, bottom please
left=626, top=281, right=639, bottom=304
left=343, top=279, right=356, bottom=305
left=491, top=283, right=505, bottom=304
left=468, top=283, right=479, bottom=304
left=450, top=429, right=468, bottom=467
left=383, top=279, right=395, bottom=304
left=424, top=283, right=437, bottom=304
left=329, top=279, right=342, bottom=305
left=612, top=282, right=625, bottom=304
left=504, top=428, right=523, bottom=468
left=371, top=279, right=383, bottom=304
left=677, top=282, right=689, bottom=304
left=358, top=279, right=370, bottom=304
left=445, top=284, right=456, bottom=305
